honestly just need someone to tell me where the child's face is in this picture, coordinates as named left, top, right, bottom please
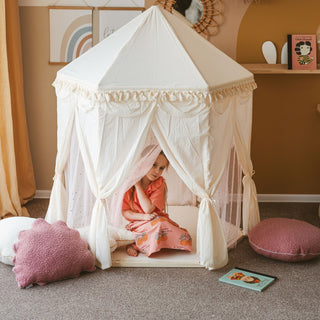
left=300, top=44, right=311, bottom=55
left=145, top=154, right=168, bottom=182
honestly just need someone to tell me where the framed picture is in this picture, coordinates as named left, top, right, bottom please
left=49, top=6, right=93, bottom=64
left=98, top=7, right=144, bottom=42
left=288, top=34, right=317, bottom=70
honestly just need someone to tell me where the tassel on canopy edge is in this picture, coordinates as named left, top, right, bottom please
left=52, top=76, right=257, bottom=104
left=209, top=78, right=257, bottom=102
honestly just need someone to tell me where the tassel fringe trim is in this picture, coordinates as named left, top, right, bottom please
left=53, top=76, right=257, bottom=104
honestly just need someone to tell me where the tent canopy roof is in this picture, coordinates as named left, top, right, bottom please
left=55, top=5, right=255, bottom=99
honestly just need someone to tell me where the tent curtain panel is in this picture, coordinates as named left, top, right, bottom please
left=151, top=106, right=234, bottom=269
left=0, top=0, right=35, bottom=218
left=46, top=94, right=157, bottom=269
left=233, top=93, right=260, bottom=234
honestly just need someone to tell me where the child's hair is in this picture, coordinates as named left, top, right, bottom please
left=141, top=145, right=157, bottom=157
left=140, top=146, right=169, bottom=167
left=164, top=180, right=168, bottom=214
left=128, top=150, right=168, bottom=210
left=159, top=150, right=169, bottom=169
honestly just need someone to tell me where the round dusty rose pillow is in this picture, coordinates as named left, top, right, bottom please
left=248, top=218, right=320, bottom=262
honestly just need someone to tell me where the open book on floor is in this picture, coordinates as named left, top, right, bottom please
left=219, top=267, right=277, bottom=292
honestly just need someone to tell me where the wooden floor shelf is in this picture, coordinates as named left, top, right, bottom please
left=241, top=63, right=320, bottom=74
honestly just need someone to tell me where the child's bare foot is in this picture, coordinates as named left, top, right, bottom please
left=126, top=245, right=139, bottom=257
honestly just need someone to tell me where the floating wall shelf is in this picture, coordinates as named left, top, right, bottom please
left=242, top=64, right=320, bottom=74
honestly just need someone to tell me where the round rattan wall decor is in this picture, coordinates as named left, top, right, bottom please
left=155, top=0, right=223, bottom=36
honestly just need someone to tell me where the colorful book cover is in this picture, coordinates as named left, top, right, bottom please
left=219, top=268, right=276, bottom=292
left=287, top=34, right=317, bottom=70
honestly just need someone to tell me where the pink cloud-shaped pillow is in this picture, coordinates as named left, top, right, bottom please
left=249, top=218, right=320, bottom=262
left=13, top=219, right=96, bottom=288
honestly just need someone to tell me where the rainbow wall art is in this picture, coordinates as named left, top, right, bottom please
left=49, top=8, right=93, bottom=64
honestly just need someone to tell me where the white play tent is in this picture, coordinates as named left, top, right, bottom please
left=45, top=5, right=260, bottom=270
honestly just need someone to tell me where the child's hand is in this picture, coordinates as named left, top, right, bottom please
left=144, top=213, right=156, bottom=221
left=135, top=180, right=142, bottom=189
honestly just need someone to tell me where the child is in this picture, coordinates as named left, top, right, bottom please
left=122, top=151, right=192, bottom=257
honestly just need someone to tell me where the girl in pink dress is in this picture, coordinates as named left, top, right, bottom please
left=122, top=151, right=192, bottom=257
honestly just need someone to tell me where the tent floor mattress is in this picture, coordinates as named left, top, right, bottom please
left=111, top=247, right=201, bottom=268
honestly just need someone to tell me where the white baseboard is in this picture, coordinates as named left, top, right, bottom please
left=257, top=194, right=320, bottom=203
left=34, top=190, right=320, bottom=203
left=35, top=190, right=51, bottom=199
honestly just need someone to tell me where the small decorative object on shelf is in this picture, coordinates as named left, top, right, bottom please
left=287, top=34, right=317, bottom=70
left=262, top=41, right=277, bottom=64
left=280, top=42, right=288, bottom=64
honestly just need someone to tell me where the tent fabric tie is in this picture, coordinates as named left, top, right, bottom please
left=197, top=197, right=228, bottom=270
left=242, top=174, right=260, bottom=236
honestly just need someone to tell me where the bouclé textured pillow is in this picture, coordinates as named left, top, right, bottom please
left=248, top=218, right=320, bottom=262
left=13, top=219, right=96, bottom=288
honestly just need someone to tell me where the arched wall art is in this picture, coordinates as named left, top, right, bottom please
left=49, top=6, right=93, bottom=65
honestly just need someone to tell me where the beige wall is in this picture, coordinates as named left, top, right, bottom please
left=20, top=7, right=59, bottom=190
left=19, top=1, right=320, bottom=194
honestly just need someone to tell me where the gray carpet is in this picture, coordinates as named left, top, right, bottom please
left=1, top=200, right=319, bottom=320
